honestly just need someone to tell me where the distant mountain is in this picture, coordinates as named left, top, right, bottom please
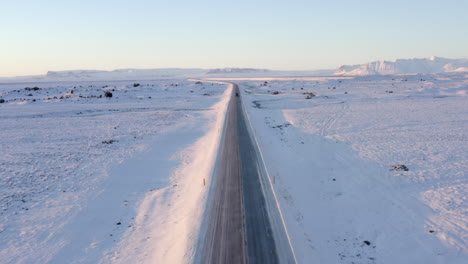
left=0, top=67, right=335, bottom=82
left=205, top=68, right=335, bottom=76
left=335, top=56, right=468, bottom=76
left=206, top=68, right=271, bottom=74
left=44, top=68, right=207, bottom=81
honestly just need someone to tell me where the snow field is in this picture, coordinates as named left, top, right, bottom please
left=0, top=79, right=230, bottom=263
left=236, top=73, right=467, bottom=263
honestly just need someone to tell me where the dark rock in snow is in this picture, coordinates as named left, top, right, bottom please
left=102, top=140, right=118, bottom=144
left=104, top=91, right=113, bottom=98
left=305, top=92, right=316, bottom=99
left=390, top=164, right=409, bottom=171
left=24, top=87, right=41, bottom=91
left=0, top=99, right=5, bottom=103
left=363, top=240, right=371, bottom=246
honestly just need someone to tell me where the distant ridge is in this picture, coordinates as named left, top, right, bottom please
left=205, top=68, right=271, bottom=74
left=45, top=68, right=207, bottom=80
left=0, top=68, right=335, bottom=82
left=3, top=56, right=467, bottom=82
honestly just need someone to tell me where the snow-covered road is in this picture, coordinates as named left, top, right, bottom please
left=199, top=82, right=295, bottom=264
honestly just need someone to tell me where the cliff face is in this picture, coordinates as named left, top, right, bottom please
left=335, top=57, right=468, bottom=75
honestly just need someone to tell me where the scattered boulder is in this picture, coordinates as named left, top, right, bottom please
left=24, top=87, right=41, bottom=91
left=390, top=164, right=409, bottom=171
left=104, top=91, right=113, bottom=98
left=195, top=81, right=202, bottom=84
left=102, top=140, right=118, bottom=144
left=0, top=99, right=5, bottom=103
left=305, top=92, right=316, bottom=99
left=272, top=123, right=291, bottom=130
left=272, top=91, right=279, bottom=95
left=133, top=83, right=140, bottom=87
left=363, top=241, right=371, bottom=246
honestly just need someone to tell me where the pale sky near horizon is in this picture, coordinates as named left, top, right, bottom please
left=1, top=0, right=467, bottom=77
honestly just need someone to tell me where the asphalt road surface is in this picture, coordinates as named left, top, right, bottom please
left=201, top=84, right=294, bottom=264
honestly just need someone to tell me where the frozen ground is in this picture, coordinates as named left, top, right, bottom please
left=1, top=72, right=466, bottom=264
left=0, top=80, right=230, bottom=263
left=233, top=73, right=467, bottom=263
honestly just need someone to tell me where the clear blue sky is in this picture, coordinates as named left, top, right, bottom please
left=1, top=0, right=467, bottom=76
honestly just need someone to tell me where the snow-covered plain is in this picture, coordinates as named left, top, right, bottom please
left=1, top=69, right=467, bottom=264
left=0, top=80, right=230, bottom=263
left=233, top=73, right=467, bottom=263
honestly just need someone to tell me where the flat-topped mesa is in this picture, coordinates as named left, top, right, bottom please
left=334, top=56, right=468, bottom=76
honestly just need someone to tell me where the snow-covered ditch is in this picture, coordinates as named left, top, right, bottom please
left=236, top=73, right=467, bottom=263
left=0, top=80, right=230, bottom=263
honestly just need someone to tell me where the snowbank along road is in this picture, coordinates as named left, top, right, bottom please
left=199, top=82, right=296, bottom=264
